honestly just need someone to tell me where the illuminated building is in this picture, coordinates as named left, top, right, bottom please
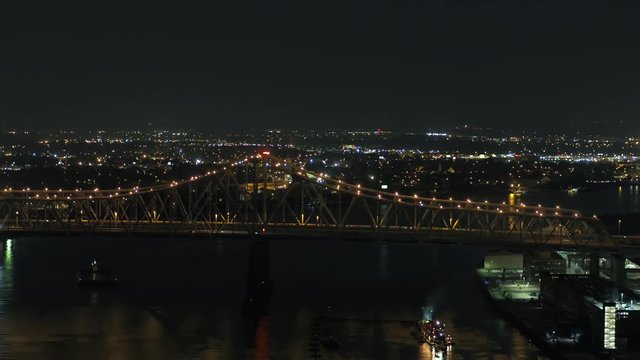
left=541, top=273, right=640, bottom=351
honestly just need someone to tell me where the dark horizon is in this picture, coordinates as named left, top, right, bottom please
left=1, top=1, right=639, bottom=135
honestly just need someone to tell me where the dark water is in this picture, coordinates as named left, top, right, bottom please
left=518, top=185, right=640, bottom=216
left=458, top=185, right=640, bottom=216
left=0, top=236, right=544, bottom=360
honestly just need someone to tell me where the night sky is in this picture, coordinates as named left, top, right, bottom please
left=1, top=1, right=639, bottom=134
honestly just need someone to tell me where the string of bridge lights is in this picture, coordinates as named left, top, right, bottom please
left=0, top=151, right=594, bottom=220
left=291, top=155, right=593, bottom=220
left=0, top=154, right=264, bottom=200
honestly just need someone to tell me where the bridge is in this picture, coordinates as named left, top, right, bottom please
left=0, top=152, right=613, bottom=248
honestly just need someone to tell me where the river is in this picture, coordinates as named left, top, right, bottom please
left=0, top=236, right=544, bottom=360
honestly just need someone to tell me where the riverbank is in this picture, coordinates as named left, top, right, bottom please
left=475, top=269, right=611, bottom=360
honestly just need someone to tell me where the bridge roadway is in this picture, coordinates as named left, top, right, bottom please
left=0, top=153, right=614, bottom=249
left=0, top=220, right=632, bottom=250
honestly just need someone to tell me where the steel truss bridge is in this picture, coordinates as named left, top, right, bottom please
left=0, top=153, right=611, bottom=247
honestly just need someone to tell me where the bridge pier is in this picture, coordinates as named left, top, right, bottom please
left=610, top=253, right=626, bottom=287
left=243, top=240, right=272, bottom=315
left=589, top=251, right=627, bottom=286
left=589, top=251, right=600, bottom=277
left=242, top=239, right=273, bottom=352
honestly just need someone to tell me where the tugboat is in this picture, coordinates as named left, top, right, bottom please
left=77, top=260, right=118, bottom=287
left=416, top=319, right=455, bottom=351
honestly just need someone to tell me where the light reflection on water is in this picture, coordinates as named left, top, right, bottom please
left=0, top=239, right=13, bottom=358
left=0, top=237, right=545, bottom=359
left=469, top=185, right=640, bottom=216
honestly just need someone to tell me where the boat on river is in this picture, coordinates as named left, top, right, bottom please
left=77, top=260, right=119, bottom=287
left=416, top=319, right=454, bottom=351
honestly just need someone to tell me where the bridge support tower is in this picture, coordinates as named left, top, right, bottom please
left=244, top=240, right=273, bottom=315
